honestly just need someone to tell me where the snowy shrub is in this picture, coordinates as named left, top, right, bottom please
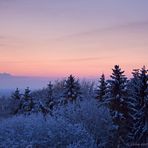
left=0, top=96, right=12, bottom=119
left=0, top=114, right=96, bottom=148
left=54, top=98, right=112, bottom=146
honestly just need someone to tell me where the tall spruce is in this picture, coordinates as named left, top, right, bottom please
left=46, top=81, right=54, bottom=110
left=21, top=87, right=34, bottom=115
left=107, top=65, right=129, bottom=147
left=95, top=74, right=107, bottom=102
left=63, top=75, right=81, bottom=103
left=132, top=66, right=148, bottom=144
left=11, top=88, right=22, bottom=114
left=126, top=69, right=141, bottom=143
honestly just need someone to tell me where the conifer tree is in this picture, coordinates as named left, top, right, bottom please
left=63, top=75, right=81, bottom=103
left=107, top=65, right=129, bottom=147
left=11, top=88, right=22, bottom=114
left=132, top=66, right=148, bottom=144
left=46, top=81, right=54, bottom=110
left=126, top=69, right=140, bottom=142
left=95, top=74, right=107, bottom=102
left=21, top=87, right=34, bottom=115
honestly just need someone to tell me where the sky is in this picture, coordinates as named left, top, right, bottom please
left=0, top=0, right=148, bottom=78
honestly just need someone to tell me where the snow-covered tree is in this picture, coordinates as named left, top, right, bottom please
left=53, top=79, right=65, bottom=101
left=21, top=87, right=34, bottom=115
left=0, top=114, right=97, bottom=147
left=80, top=80, right=95, bottom=99
left=95, top=74, right=107, bottom=102
left=126, top=69, right=141, bottom=142
left=11, top=88, right=22, bottom=114
left=46, top=81, right=54, bottom=110
left=36, top=82, right=55, bottom=117
left=131, top=66, right=148, bottom=144
left=107, top=65, right=129, bottom=147
left=63, top=75, right=81, bottom=104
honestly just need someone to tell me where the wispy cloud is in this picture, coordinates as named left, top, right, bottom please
left=0, top=61, right=25, bottom=64
left=52, top=20, right=148, bottom=41
left=0, top=56, right=115, bottom=64
left=58, top=56, right=115, bottom=62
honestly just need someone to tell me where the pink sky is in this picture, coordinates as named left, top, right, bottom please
left=0, top=0, right=148, bottom=78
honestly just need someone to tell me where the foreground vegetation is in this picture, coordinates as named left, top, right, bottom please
left=0, top=65, right=148, bottom=147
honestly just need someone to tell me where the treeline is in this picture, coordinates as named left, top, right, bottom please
left=96, top=65, right=148, bottom=147
left=9, top=65, right=148, bottom=147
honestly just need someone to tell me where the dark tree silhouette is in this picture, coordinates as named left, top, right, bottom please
left=21, top=87, right=34, bottom=115
left=63, top=75, right=81, bottom=103
left=107, top=65, right=129, bottom=147
left=95, top=74, right=107, bottom=102
left=46, top=81, right=54, bottom=110
left=11, top=88, right=22, bottom=114
left=132, top=66, right=148, bottom=144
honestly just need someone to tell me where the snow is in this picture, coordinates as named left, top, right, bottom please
left=0, top=114, right=96, bottom=148
left=0, top=66, right=148, bottom=147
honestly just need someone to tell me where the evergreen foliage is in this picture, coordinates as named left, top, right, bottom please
left=63, top=75, right=81, bottom=103
left=5, top=65, right=148, bottom=147
left=46, top=81, right=54, bottom=110
left=21, top=87, right=34, bottom=115
left=95, top=74, right=107, bottom=102
left=132, top=66, right=148, bottom=144
left=107, top=65, right=129, bottom=147
left=11, top=88, right=21, bottom=114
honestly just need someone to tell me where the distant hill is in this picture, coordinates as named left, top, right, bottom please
left=0, top=73, right=56, bottom=91
left=0, top=73, right=12, bottom=78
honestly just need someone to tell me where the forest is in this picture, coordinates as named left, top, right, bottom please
left=0, top=65, right=147, bottom=148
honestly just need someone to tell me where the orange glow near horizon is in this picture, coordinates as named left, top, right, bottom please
left=0, top=56, right=147, bottom=78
